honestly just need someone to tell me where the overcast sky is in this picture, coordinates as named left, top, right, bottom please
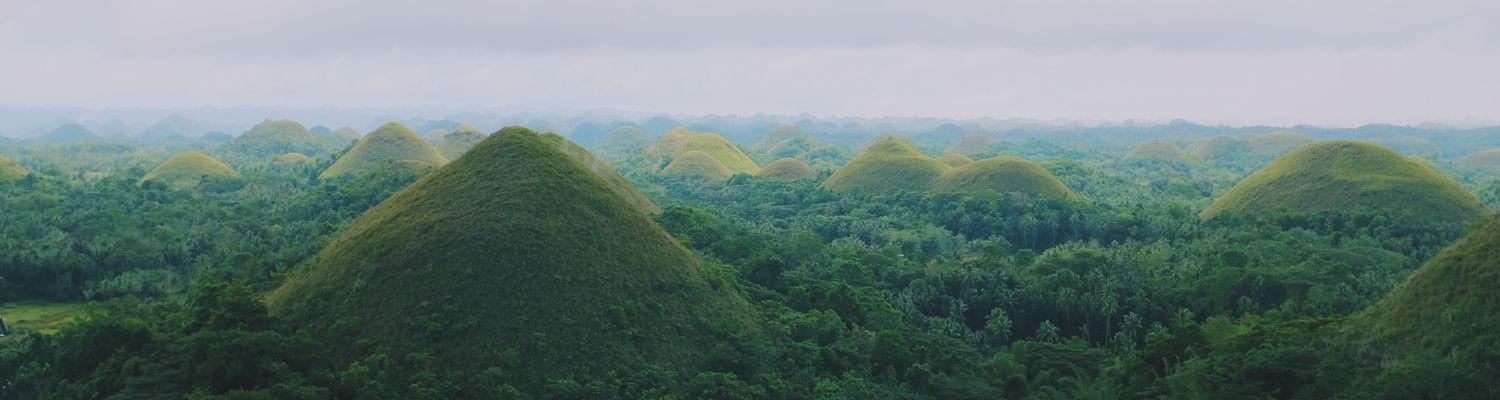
left=2, top=0, right=1497, bottom=126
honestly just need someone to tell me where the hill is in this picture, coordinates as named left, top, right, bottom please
left=1186, top=136, right=1249, bottom=161
left=436, top=125, right=486, bottom=160
left=947, top=133, right=997, bottom=156
left=320, top=123, right=446, bottom=179
left=662, top=150, right=733, bottom=182
left=823, top=136, right=950, bottom=194
left=930, top=156, right=1077, bottom=200
left=595, top=125, right=652, bottom=156
left=1348, top=216, right=1500, bottom=369
left=539, top=131, right=660, bottom=214
left=645, top=127, right=700, bottom=157
left=759, top=158, right=816, bottom=181
left=936, top=154, right=975, bottom=168
left=139, top=152, right=240, bottom=190
left=1458, top=149, right=1500, bottom=171
left=226, top=119, right=326, bottom=157
left=273, top=152, right=315, bottom=166
left=1201, top=141, right=1490, bottom=222
left=316, top=126, right=362, bottom=148
left=42, top=123, right=98, bottom=143
left=422, top=129, right=449, bottom=144
left=141, top=114, right=210, bottom=139
left=267, top=127, right=757, bottom=390
left=676, top=133, right=759, bottom=174
left=1248, top=130, right=1314, bottom=158
left=754, top=125, right=812, bottom=152
left=1, top=156, right=27, bottom=180
left=1125, top=139, right=1189, bottom=163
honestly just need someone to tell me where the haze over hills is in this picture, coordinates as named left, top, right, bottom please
left=1202, top=141, right=1490, bottom=221
left=268, top=127, right=757, bottom=390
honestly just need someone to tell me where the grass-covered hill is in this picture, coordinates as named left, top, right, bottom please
left=1458, top=149, right=1500, bottom=171
left=823, top=136, right=950, bottom=194
left=422, top=129, right=449, bottom=144
left=267, top=127, right=758, bottom=391
left=319, top=122, right=447, bottom=179
left=947, top=133, right=997, bottom=156
left=645, top=127, right=699, bottom=157
left=226, top=119, right=327, bottom=157
left=758, top=157, right=816, bottom=181
left=646, top=127, right=759, bottom=175
left=435, top=125, right=486, bottom=160
left=540, top=132, right=660, bottom=214
left=1186, top=136, right=1249, bottom=162
left=1201, top=141, right=1490, bottom=222
left=754, top=125, right=812, bottom=153
left=141, top=114, right=210, bottom=139
left=1125, top=138, right=1189, bottom=163
left=936, top=154, right=975, bottom=168
left=1248, top=130, right=1315, bottom=158
left=315, top=126, right=362, bottom=149
left=1348, top=216, right=1500, bottom=370
left=273, top=152, right=315, bottom=166
left=42, top=123, right=98, bottom=143
left=1, top=156, right=28, bottom=180
left=139, top=151, right=240, bottom=189
left=595, top=125, right=651, bottom=156
left=930, top=155, right=1077, bottom=200
left=662, top=150, right=733, bottom=182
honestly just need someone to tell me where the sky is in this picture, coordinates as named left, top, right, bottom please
left=2, top=0, right=1498, bottom=126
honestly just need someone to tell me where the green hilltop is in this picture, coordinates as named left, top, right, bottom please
left=1125, top=138, right=1189, bottom=163
left=1201, top=141, right=1490, bottom=221
left=267, top=127, right=758, bottom=391
left=319, top=122, right=447, bottom=179
left=1248, top=130, right=1315, bottom=158
left=930, top=155, right=1077, bottom=200
left=754, top=125, right=812, bottom=153
left=227, top=119, right=327, bottom=157
left=823, top=136, right=950, bottom=194
left=947, top=133, right=997, bottom=156
left=648, top=127, right=759, bottom=175
left=758, top=157, right=816, bottom=181
left=422, top=129, right=450, bottom=144
left=436, top=125, right=486, bottom=160
left=662, top=150, right=733, bottom=182
left=935, top=154, right=975, bottom=168
left=273, top=152, right=315, bottom=166
left=595, top=125, right=651, bottom=156
left=539, top=131, right=660, bottom=214
left=1186, top=136, right=1249, bottom=161
left=139, top=151, right=240, bottom=190
left=43, top=123, right=98, bottom=143
left=1348, top=216, right=1500, bottom=369
left=1, top=156, right=28, bottom=180
left=1458, top=149, right=1500, bottom=171
left=315, top=126, right=362, bottom=148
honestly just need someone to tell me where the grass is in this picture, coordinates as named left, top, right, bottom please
left=1201, top=141, right=1491, bottom=222
left=0, top=301, right=89, bottom=338
left=824, top=136, right=950, bottom=194
left=676, top=133, right=760, bottom=174
left=753, top=125, right=810, bottom=152
left=268, top=127, right=758, bottom=390
left=1349, top=216, right=1500, bottom=366
left=1124, top=138, right=1188, bottom=162
left=930, top=155, right=1078, bottom=200
left=139, top=151, right=240, bottom=189
left=319, top=122, right=448, bottom=179
left=663, top=150, right=733, bottom=181
left=1248, top=130, right=1314, bottom=158
left=0, top=156, right=27, bottom=180
left=596, top=125, right=651, bottom=155
left=541, top=132, right=660, bottom=214
left=1186, top=136, right=1249, bottom=161
left=935, top=154, right=975, bottom=168
left=436, top=125, right=486, bottom=160
left=947, top=133, right=997, bottom=156
left=1459, top=149, right=1500, bottom=170
left=227, top=119, right=328, bottom=157
left=315, top=126, right=362, bottom=149
left=758, top=157, right=816, bottom=181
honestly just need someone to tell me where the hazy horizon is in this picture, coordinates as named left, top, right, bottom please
left=4, top=1, right=1499, bottom=126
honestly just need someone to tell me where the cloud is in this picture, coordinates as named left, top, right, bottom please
left=1, top=0, right=1497, bottom=125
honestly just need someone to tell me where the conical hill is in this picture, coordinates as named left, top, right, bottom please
left=1125, top=139, right=1189, bottom=162
left=646, top=128, right=759, bottom=175
left=1201, top=141, right=1489, bottom=221
left=930, top=155, right=1077, bottom=200
left=436, top=124, right=486, bottom=160
left=1459, top=149, right=1500, bottom=171
left=139, top=151, right=240, bottom=189
left=662, top=150, right=733, bottom=182
left=319, top=122, right=447, bottom=179
left=935, top=154, right=975, bottom=168
left=823, top=136, right=949, bottom=194
left=596, top=125, right=651, bottom=156
left=227, top=119, right=326, bottom=156
left=268, top=127, right=758, bottom=390
left=539, top=131, right=659, bottom=214
left=758, top=158, right=816, bottom=181
left=1248, top=130, right=1314, bottom=158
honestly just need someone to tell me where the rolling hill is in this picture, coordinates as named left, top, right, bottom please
left=1201, top=141, right=1489, bottom=222
left=226, top=119, right=326, bottom=157
left=595, top=125, right=652, bottom=156
left=539, top=131, right=660, bottom=214
left=1248, top=130, right=1315, bottom=158
left=662, top=150, right=733, bottom=182
left=267, top=127, right=758, bottom=391
left=930, top=155, right=1077, bottom=200
left=936, top=154, right=975, bottom=168
left=1458, top=149, right=1500, bottom=171
left=823, top=136, right=949, bottom=194
left=139, top=151, right=240, bottom=189
left=1125, top=139, right=1189, bottom=163
left=436, top=125, right=486, bottom=160
left=758, top=157, right=816, bottom=181
left=319, top=122, right=447, bottom=179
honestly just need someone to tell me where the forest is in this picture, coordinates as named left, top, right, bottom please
left=1, top=115, right=1498, bottom=399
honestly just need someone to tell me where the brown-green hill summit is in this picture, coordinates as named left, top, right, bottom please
left=758, top=157, right=816, bottom=181
left=823, top=136, right=950, bottom=194
left=1201, top=141, right=1489, bottom=222
left=436, top=125, right=486, bottom=160
left=227, top=119, right=326, bottom=156
left=930, top=156, right=1077, bottom=200
left=1125, top=139, right=1189, bottom=163
left=268, top=127, right=757, bottom=391
left=139, top=152, right=240, bottom=189
left=319, top=122, right=447, bottom=179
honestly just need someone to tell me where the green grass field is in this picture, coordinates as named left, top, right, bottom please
left=1, top=301, right=89, bottom=339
